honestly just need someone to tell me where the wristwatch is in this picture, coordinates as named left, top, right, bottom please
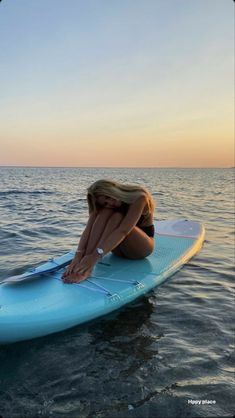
left=96, top=247, right=104, bottom=257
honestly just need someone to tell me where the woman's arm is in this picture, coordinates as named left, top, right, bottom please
left=67, top=197, right=148, bottom=278
left=62, top=212, right=96, bottom=277
left=92, top=196, right=147, bottom=258
left=75, top=211, right=96, bottom=256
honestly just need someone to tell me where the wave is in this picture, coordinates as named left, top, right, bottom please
left=0, top=190, right=55, bottom=197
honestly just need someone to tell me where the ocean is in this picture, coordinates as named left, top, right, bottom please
left=0, top=167, right=234, bottom=418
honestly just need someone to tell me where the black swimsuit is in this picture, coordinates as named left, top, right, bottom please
left=118, top=204, right=155, bottom=238
left=138, top=224, right=155, bottom=237
left=137, top=214, right=155, bottom=237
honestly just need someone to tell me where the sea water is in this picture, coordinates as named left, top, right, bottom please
left=0, top=167, right=234, bottom=418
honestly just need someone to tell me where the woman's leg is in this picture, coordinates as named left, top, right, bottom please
left=64, top=209, right=116, bottom=283
left=84, top=209, right=120, bottom=255
left=64, top=213, right=155, bottom=283
left=65, top=211, right=125, bottom=283
left=94, top=211, right=125, bottom=253
left=112, top=227, right=155, bottom=259
left=85, top=210, right=124, bottom=255
left=84, top=210, right=154, bottom=260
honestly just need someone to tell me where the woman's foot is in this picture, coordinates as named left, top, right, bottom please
left=63, top=268, right=93, bottom=284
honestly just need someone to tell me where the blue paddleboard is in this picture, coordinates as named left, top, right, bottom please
left=0, top=219, right=205, bottom=344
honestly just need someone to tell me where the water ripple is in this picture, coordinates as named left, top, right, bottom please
left=0, top=167, right=234, bottom=418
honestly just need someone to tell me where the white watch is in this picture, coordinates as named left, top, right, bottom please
left=96, top=247, right=104, bottom=257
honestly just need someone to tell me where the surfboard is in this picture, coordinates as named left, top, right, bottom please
left=0, top=219, right=205, bottom=344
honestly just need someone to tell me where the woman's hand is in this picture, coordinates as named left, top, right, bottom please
left=63, top=254, right=98, bottom=283
left=73, top=254, right=97, bottom=275
left=62, top=253, right=83, bottom=278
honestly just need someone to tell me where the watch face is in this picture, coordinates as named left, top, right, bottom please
left=97, top=248, right=104, bottom=255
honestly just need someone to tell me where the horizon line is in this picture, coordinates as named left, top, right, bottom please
left=0, top=165, right=233, bottom=169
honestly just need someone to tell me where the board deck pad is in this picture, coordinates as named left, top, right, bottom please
left=0, top=219, right=205, bottom=344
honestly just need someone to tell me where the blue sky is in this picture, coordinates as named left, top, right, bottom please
left=0, top=0, right=234, bottom=167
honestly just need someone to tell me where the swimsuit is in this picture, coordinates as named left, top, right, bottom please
left=136, top=214, right=155, bottom=237
left=138, top=224, right=155, bottom=237
left=119, top=204, right=155, bottom=238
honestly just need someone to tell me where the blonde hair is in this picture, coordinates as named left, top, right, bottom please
left=87, top=179, right=155, bottom=215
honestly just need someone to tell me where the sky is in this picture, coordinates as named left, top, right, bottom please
left=0, top=0, right=234, bottom=167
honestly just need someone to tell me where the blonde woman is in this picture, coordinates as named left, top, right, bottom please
left=63, top=179, right=156, bottom=283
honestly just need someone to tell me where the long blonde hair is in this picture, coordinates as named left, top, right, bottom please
left=87, top=179, right=155, bottom=215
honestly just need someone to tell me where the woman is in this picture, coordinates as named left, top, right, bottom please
left=63, top=179, right=156, bottom=283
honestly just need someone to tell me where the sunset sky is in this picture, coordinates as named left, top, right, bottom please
left=0, top=0, right=234, bottom=167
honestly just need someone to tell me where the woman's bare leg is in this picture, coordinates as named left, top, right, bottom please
left=114, top=227, right=155, bottom=259
left=84, top=208, right=119, bottom=255
left=92, top=211, right=125, bottom=253
left=64, top=208, right=155, bottom=284
left=64, top=209, right=114, bottom=282
left=65, top=210, right=123, bottom=281
left=69, top=211, right=125, bottom=282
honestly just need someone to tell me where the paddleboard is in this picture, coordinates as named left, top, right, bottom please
left=1, top=252, right=75, bottom=284
left=0, top=219, right=205, bottom=344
